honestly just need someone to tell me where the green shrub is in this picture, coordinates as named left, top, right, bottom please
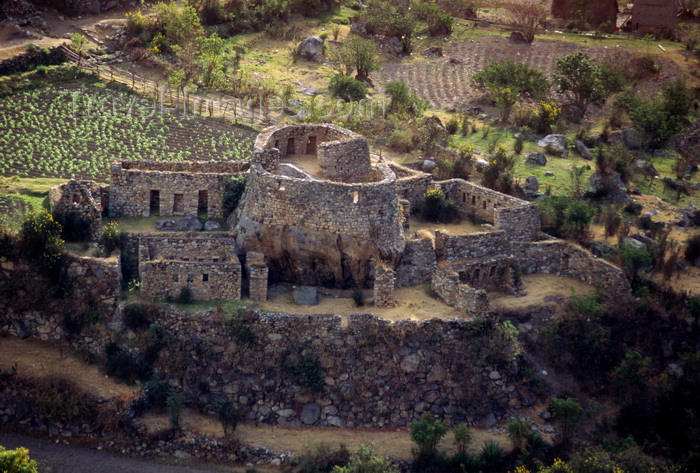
left=423, top=188, right=446, bottom=222
left=331, top=444, right=397, bottom=473
left=298, top=442, right=350, bottom=473
left=513, top=136, right=524, bottom=154
left=479, top=440, right=504, bottom=468
left=507, top=418, right=532, bottom=451
left=411, top=412, right=447, bottom=457
left=445, top=116, right=459, bottom=134
left=453, top=423, right=473, bottom=455
left=100, top=221, right=126, bottom=254
left=123, top=303, right=154, bottom=331
left=329, top=74, right=367, bottom=102
left=167, top=390, right=183, bottom=430
left=20, top=209, right=64, bottom=277
left=215, top=398, right=240, bottom=437
left=222, top=174, right=248, bottom=218
left=352, top=287, right=365, bottom=307
left=224, top=309, right=257, bottom=347
left=0, top=446, right=39, bottom=473
left=104, top=342, right=152, bottom=384
left=550, top=397, right=583, bottom=443
left=385, top=80, right=426, bottom=115
left=281, top=350, right=325, bottom=392
left=620, top=243, right=653, bottom=280
left=388, top=129, right=413, bottom=152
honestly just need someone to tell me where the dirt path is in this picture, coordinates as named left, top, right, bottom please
left=0, top=433, right=233, bottom=473
left=0, top=337, right=137, bottom=400
left=141, top=409, right=510, bottom=459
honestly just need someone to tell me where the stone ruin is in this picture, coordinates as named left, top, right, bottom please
left=230, top=124, right=405, bottom=289
left=138, top=233, right=241, bottom=302
left=50, top=123, right=630, bottom=310
left=49, top=179, right=103, bottom=241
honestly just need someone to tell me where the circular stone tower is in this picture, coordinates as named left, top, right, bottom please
left=230, top=124, right=405, bottom=288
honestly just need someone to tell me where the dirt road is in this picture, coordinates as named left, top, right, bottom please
left=0, top=433, right=235, bottom=473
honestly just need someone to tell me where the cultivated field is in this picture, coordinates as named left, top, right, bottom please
left=0, top=83, right=255, bottom=181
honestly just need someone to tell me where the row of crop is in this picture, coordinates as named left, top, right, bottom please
left=0, top=85, right=254, bottom=180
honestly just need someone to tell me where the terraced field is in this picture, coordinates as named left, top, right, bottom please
left=0, top=83, right=256, bottom=181
left=374, top=35, right=684, bottom=110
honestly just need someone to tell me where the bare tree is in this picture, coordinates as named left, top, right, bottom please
left=505, top=0, right=549, bottom=43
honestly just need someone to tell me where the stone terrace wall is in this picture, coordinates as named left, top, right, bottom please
left=64, top=253, right=121, bottom=315
left=396, top=237, right=437, bottom=287
left=160, top=311, right=520, bottom=428
left=109, top=160, right=248, bottom=219
left=513, top=241, right=631, bottom=294
left=240, top=163, right=403, bottom=247
left=439, top=180, right=540, bottom=240
left=256, top=124, right=356, bottom=157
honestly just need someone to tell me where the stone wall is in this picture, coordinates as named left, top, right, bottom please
left=246, top=251, right=269, bottom=301
left=396, top=236, right=437, bottom=287
left=239, top=163, right=402, bottom=244
left=431, top=264, right=492, bottom=315
left=63, top=253, right=121, bottom=315
left=140, top=260, right=241, bottom=301
left=318, top=137, right=373, bottom=183
left=49, top=179, right=103, bottom=240
left=391, top=164, right=433, bottom=211
left=434, top=230, right=510, bottom=260
left=138, top=234, right=241, bottom=301
left=439, top=179, right=540, bottom=240
left=373, top=266, right=395, bottom=307
left=109, top=160, right=248, bottom=219
left=513, top=240, right=631, bottom=294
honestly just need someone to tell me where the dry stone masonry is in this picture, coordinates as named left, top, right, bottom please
left=109, top=160, right=249, bottom=219
left=138, top=233, right=241, bottom=301
left=49, top=179, right=104, bottom=240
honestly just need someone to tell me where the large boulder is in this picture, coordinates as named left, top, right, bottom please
left=293, top=286, right=318, bottom=306
left=525, top=152, right=547, bottom=166
left=622, top=128, right=642, bottom=150
left=156, top=215, right=202, bottom=231
left=537, top=134, right=567, bottom=157
left=524, top=175, right=540, bottom=195
left=575, top=139, right=593, bottom=160
left=297, top=36, right=324, bottom=62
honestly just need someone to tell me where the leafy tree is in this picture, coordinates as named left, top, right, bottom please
left=550, top=397, right=583, bottom=443
left=329, top=74, right=367, bottom=102
left=410, top=412, right=447, bottom=457
left=331, top=444, right=398, bottom=473
left=330, top=36, right=379, bottom=82
left=481, top=144, right=516, bottom=194
left=613, top=350, right=652, bottom=402
left=0, top=446, right=39, bottom=473
left=553, top=52, right=605, bottom=119
left=366, top=0, right=419, bottom=54
left=505, top=0, right=549, bottom=43
left=472, top=60, right=549, bottom=122
left=69, top=32, right=87, bottom=69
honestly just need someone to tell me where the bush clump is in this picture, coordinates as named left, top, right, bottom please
left=422, top=188, right=460, bottom=223
left=222, top=174, right=248, bottom=218
left=328, top=74, right=368, bottom=102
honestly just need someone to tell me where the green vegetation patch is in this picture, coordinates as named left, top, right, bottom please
left=0, top=83, right=255, bottom=181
